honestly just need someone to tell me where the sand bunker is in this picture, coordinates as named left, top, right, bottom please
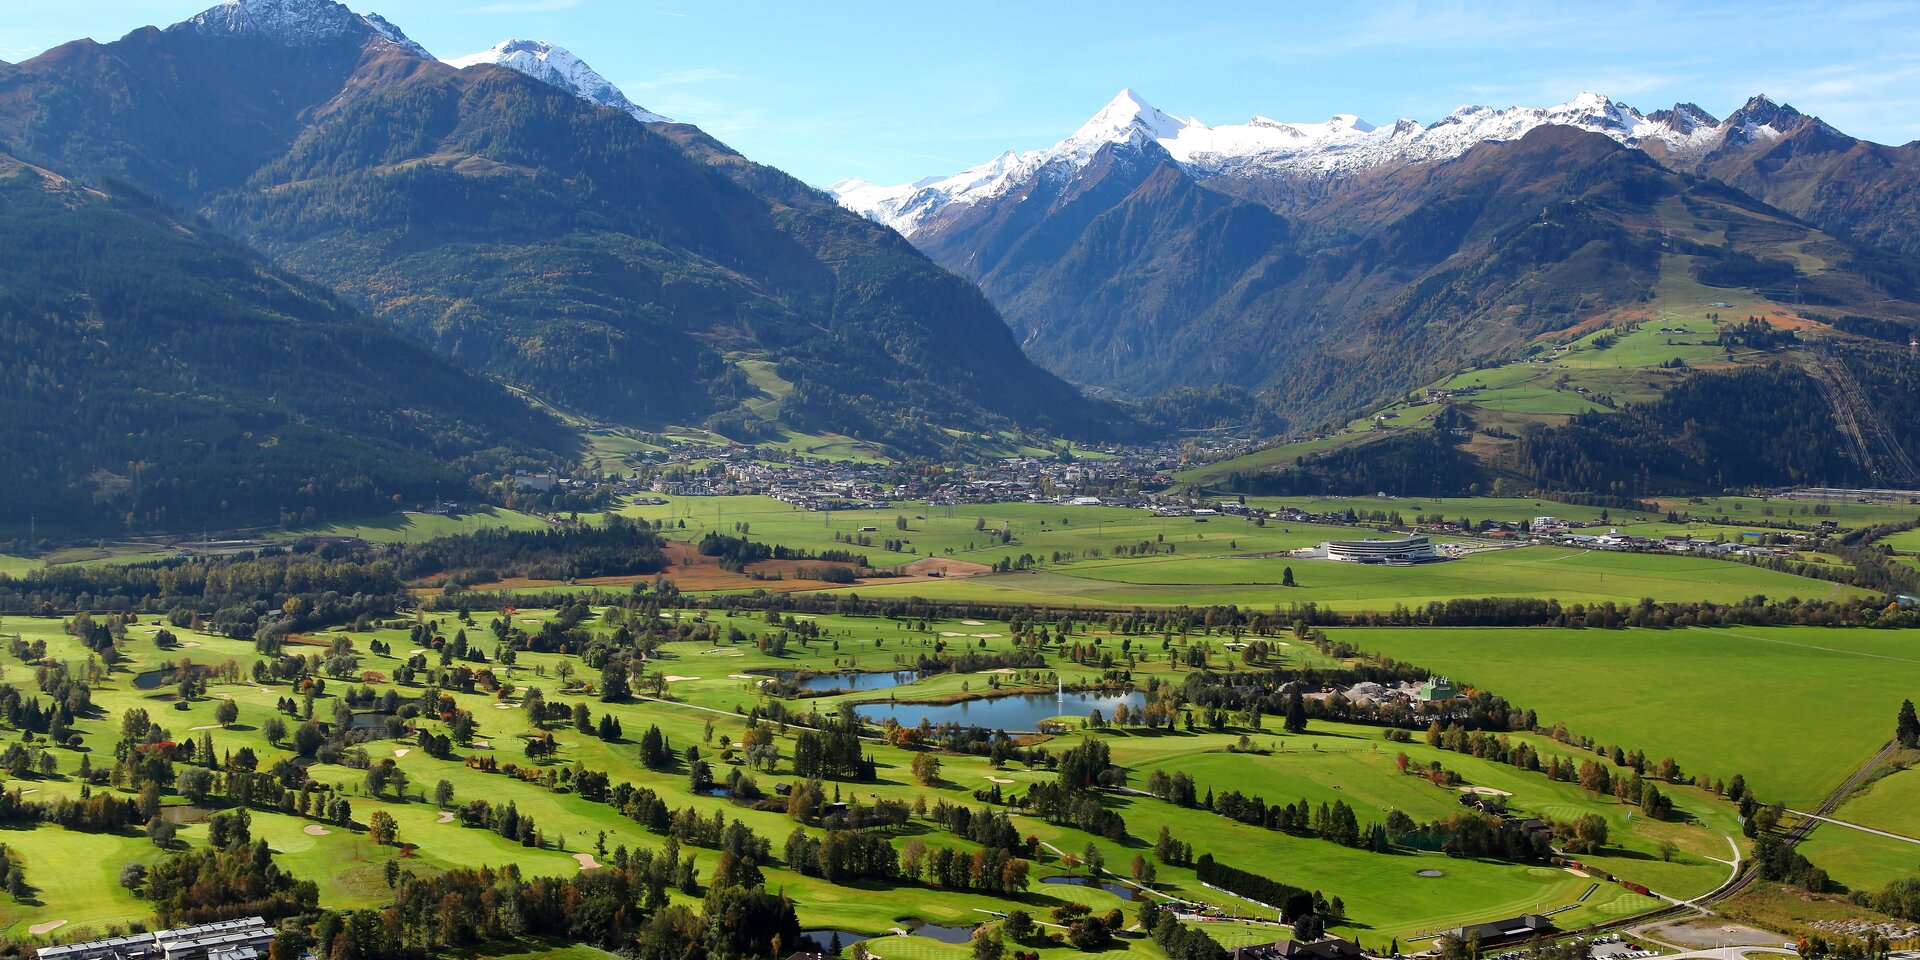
left=663, top=676, right=700, bottom=682
left=972, top=633, right=1003, bottom=638
left=190, top=724, right=224, bottom=731
left=303, top=824, right=331, bottom=836
left=729, top=674, right=758, bottom=680
left=178, top=641, right=202, bottom=648
left=939, top=632, right=965, bottom=637
left=393, top=748, right=410, bottom=758
left=408, top=648, right=427, bottom=656
left=1459, top=786, right=1512, bottom=797
left=983, top=776, right=1014, bottom=784
left=493, top=703, right=513, bottom=709
left=471, top=740, right=491, bottom=748
left=436, top=811, right=455, bottom=824
left=961, top=620, right=985, bottom=626
left=574, top=853, right=602, bottom=870
left=28, top=920, right=66, bottom=936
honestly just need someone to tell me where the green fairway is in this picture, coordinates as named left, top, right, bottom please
left=284, top=506, right=555, bottom=543
left=1337, top=625, right=1920, bottom=807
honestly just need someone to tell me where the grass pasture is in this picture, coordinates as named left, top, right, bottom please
left=1337, top=626, right=1920, bottom=808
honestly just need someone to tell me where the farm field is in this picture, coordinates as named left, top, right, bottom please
left=1878, top=528, right=1920, bottom=554
left=615, top=495, right=1375, bottom=570
left=1336, top=626, right=1920, bottom=808
left=826, top=546, right=1864, bottom=611
left=1793, top=811, right=1920, bottom=895
left=0, top=604, right=1759, bottom=952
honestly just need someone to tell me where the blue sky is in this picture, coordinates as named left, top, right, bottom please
left=7, top=1, right=1919, bottom=187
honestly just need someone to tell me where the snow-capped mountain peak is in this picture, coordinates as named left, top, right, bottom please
left=364, top=12, right=430, bottom=59
left=1072, top=89, right=1188, bottom=144
left=1718, top=93, right=1831, bottom=147
left=831, top=89, right=1798, bottom=238
left=445, top=40, right=670, bottom=124
left=181, top=0, right=420, bottom=51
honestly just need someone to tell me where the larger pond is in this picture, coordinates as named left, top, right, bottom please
left=780, top=670, right=918, bottom=694
left=856, top=690, right=1145, bottom=732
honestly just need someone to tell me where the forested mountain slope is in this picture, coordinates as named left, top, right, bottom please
left=0, top=151, right=565, bottom=532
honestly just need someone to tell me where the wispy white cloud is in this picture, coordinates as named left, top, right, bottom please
left=628, top=66, right=737, bottom=91
left=471, top=0, right=582, bottom=14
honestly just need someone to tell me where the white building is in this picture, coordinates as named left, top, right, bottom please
left=1323, top=535, right=1439, bottom=563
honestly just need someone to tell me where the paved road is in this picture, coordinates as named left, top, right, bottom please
left=1646, top=949, right=1795, bottom=960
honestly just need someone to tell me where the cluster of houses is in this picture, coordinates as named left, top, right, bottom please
left=507, top=438, right=1194, bottom=510
left=1539, top=528, right=1793, bottom=559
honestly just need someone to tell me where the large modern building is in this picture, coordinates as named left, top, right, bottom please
left=1446, top=914, right=1556, bottom=948
left=37, top=917, right=273, bottom=960
left=1322, top=535, right=1439, bottom=564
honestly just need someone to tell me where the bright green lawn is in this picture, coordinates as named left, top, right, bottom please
left=1339, top=625, right=1920, bottom=807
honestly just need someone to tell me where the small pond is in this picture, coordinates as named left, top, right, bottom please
left=899, top=920, right=977, bottom=943
left=134, top=665, right=209, bottom=690
left=798, top=920, right=976, bottom=949
left=799, top=930, right=870, bottom=952
left=1042, top=874, right=1143, bottom=900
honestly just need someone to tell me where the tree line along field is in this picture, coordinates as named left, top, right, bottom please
left=0, top=604, right=1762, bottom=953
